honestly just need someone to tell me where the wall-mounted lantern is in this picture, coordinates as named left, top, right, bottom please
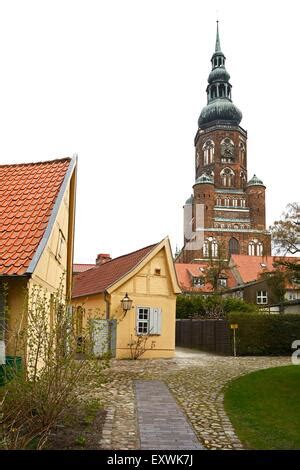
left=120, top=293, right=133, bottom=316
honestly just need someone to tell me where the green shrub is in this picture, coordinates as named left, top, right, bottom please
left=176, top=294, right=258, bottom=319
left=227, top=313, right=300, bottom=355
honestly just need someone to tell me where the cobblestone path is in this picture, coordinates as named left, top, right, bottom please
left=86, top=352, right=290, bottom=450
left=135, top=380, right=203, bottom=450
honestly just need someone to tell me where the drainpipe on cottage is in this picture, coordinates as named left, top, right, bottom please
left=104, top=291, right=110, bottom=320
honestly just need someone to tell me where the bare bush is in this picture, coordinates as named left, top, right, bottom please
left=128, top=330, right=156, bottom=360
left=0, top=283, right=109, bottom=449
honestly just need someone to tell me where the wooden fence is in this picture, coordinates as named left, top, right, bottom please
left=175, top=319, right=232, bottom=355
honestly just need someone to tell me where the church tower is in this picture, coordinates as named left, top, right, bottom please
left=178, top=23, right=271, bottom=263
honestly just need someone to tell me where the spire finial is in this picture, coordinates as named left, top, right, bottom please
left=215, top=20, right=221, bottom=53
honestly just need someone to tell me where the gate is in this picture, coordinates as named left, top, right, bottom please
left=176, top=319, right=231, bottom=355
left=91, top=319, right=117, bottom=357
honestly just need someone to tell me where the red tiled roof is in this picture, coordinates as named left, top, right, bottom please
left=73, top=263, right=96, bottom=273
left=230, top=255, right=300, bottom=284
left=72, top=243, right=158, bottom=298
left=0, top=158, right=71, bottom=275
left=175, top=262, right=237, bottom=293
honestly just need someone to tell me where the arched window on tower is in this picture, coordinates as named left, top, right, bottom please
left=240, top=171, right=246, bottom=188
left=203, top=140, right=215, bottom=165
left=220, top=168, right=235, bottom=187
left=203, top=238, right=218, bottom=258
left=219, top=84, right=225, bottom=97
left=196, top=150, right=200, bottom=168
left=224, top=197, right=230, bottom=206
left=248, top=242, right=255, bottom=256
left=229, top=238, right=240, bottom=255
left=211, top=85, right=217, bottom=99
left=212, top=241, right=218, bottom=258
left=257, top=242, right=263, bottom=256
left=239, top=141, right=246, bottom=165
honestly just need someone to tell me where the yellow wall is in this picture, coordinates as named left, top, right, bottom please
left=72, top=247, right=177, bottom=359
left=5, top=278, right=28, bottom=357
left=30, top=182, right=71, bottom=294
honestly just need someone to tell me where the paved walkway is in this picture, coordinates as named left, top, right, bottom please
left=135, top=380, right=203, bottom=450
left=89, top=352, right=291, bottom=450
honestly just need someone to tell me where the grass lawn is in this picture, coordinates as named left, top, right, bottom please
left=224, top=365, right=300, bottom=450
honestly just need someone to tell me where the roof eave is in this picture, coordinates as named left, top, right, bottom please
left=26, top=155, right=77, bottom=275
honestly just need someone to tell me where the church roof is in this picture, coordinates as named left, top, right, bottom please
left=194, top=174, right=214, bottom=185
left=198, top=22, right=242, bottom=128
left=247, top=174, right=265, bottom=186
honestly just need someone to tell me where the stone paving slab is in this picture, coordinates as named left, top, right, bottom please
left=135, top=380, right=203, bottom=450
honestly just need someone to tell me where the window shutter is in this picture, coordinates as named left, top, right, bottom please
left=136, top=307, right=139, bottom=334
left=149, top=308, right=162, bottom=335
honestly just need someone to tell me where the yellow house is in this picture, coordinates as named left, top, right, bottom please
left=72, top=238, right=181, bottom=359
left=0, top=157, right=77, bottom=363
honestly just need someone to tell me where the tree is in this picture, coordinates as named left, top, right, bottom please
left=270, top=202, right=300, bottom=255
left=203, top=242, right=229, bottom=293
left=269, top=202, right=300, bottom=293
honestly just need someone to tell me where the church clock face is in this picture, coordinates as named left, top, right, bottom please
left=221, top=138, right=234, bottom=161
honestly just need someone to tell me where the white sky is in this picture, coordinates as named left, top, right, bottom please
left=0, top=0, right=299, bottom=263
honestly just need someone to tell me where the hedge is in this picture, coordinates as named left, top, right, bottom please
left=227, top=313, right=300, bottom=356
left=176, top=295, right=258, bottom=319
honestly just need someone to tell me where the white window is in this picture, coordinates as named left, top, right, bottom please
left=203, top=140, right=215, bottom=165
left=239, top=142, right=246, bottom=165
left=288, top=292, right=297, bottom=300
left=203, top=240, right=209, bottom=257
left=211, top=241, right=218, bottom=258
left=248, top=242, right=255, bottom=256
left=233, top=199, right=238, bottom=207
left=216, top=198, right=222, bottom=206
left=136, top=307, right=162, bottom=335
left=224, top=198, right=230, bottom=206
left=256, top=291, right=268, bottom=304
left=220, top=167, right=235, bottom=187
left=137, top=307, right=150, bottom=334
left=256, top=242, right=263, bottom=256
left=240, top=199, right=246, bottom=207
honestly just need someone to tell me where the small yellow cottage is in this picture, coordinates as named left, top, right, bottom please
left=0, top=157, right=77, bottom=363
left=72, top=238, right=181, bottom=359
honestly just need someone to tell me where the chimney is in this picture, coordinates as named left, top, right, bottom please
left=96, top=253, right=111, bottom=265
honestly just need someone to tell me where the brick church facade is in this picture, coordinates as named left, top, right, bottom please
left=177, top=23, right=271, bottom=263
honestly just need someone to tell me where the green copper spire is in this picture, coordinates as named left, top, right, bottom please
left=198, top=22, right=242, bottom=128
left=215, top=20, right=221, bottom=53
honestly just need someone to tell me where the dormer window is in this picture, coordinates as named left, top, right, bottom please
left=218, top=278, right=227, bottom=288
left=193, top=277, right=205, bottom=287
